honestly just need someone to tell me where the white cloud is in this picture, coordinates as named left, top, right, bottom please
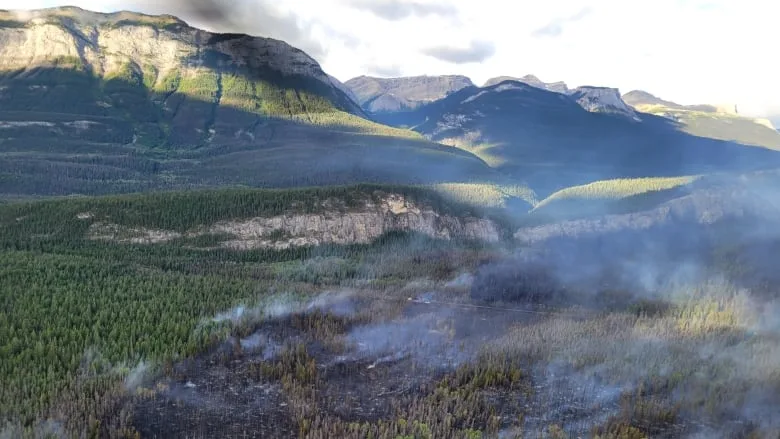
left=3, top=0, right=778, bottom=118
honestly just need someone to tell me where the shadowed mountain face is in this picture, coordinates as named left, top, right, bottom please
left=0, top=8, right=498, bottom=198
left=381, top=81, right=780, bottom=195
left=344, top=75, right=474, bottom=114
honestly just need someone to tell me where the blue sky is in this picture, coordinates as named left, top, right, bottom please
left=3, top=0, right=779, bottom=122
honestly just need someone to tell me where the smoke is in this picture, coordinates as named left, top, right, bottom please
left=238, top=331, right=281, bottom=359
left=210, top=292, right=301, bottom=324
left=444, top=272, right=474, bottom=288
left=304, top=290, right=356, bottom=316
left=211, top=290, right=357, bottom=326
left=471, top=172, right=780, bottom=436
left=123, top=360, right=149, bottom=390
left=345, top=309, right=457, bottom=362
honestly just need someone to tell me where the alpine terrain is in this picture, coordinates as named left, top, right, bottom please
left=2, top=6, right=780, bottom=439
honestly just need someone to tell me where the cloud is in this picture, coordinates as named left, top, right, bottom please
left=121, top=0, right=327, bottom=60
left=6, top=0, right=779, bottom=120
left=364, top=62, right=404, bottom=77
left=531, top=7, right=593, bottom=38
left=421, top=40, right=495, bottom=64
left=346, top=0, right=458, bottom=21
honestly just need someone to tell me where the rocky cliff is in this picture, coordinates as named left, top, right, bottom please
left=0, top=6, right=364, bottom=144
left=483, top=74, right=569, bottom=93
left=568, top=86, right=639, bottom=120
left=87, top=193, right=502, bottom=249
left=0, top=7, right=500, bottom=197
left=344, top=75, right=474, bottom=113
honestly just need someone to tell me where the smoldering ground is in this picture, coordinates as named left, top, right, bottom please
left=471, top=174, right=780, bottom=437
left=126, top=220, right=780, bottom=437
left=124, top=283, right=540, bottom=437
left=117, top=174, right=780, bottom=437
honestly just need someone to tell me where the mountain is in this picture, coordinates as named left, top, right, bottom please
left=623, top=90, right=780, bottom=149
left=378, top=80, right=780, bottom=195
left=568, top=86, right=639, bottom=120
left=622, top=90, right=685, bottom=109
left=482, top=78, right=634, bottom=118
left=515, top=172, right=780, bottom=245
left=343, top=75, right=474, bottom=114
left=483, top=74, right=569, bottom=93
left=0, top=7, right=497, bottom=198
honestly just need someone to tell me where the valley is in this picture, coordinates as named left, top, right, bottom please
left=0, top=5, right=779, bottom=439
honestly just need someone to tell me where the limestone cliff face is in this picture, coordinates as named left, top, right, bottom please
left=0, top=7, right=361, bottom=113
left=483, top=75, right=569, bottom=93
left=344, top=75, right=474, bottom=113
left=568, top=86, right=639, bottom=120
left=87, top=193, right=501, bottom=249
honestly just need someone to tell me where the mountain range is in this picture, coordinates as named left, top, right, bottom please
left=0, top=7, right=494, bottom=198
left=2, top=6, right=780, bottom=208
left=5, top=7, right=780, bottom=439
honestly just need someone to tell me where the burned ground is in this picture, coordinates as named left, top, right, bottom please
left=124, top=294, right=543, bottom=438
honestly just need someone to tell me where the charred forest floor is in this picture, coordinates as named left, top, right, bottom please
left=123, top=279, right=780, bottom=439
left=3, top=189, right=780, bottom=438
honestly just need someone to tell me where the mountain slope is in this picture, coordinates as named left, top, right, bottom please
left=623, top=90, right=780, bottom=149
left=568, top=86, right=639, bottom=120
left=384, top=80, right=780, bottom=195
left=344, top=75, right=474, bottom=114
left=0, top=7, right=498, bottom=197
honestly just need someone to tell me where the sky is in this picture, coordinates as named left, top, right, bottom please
left=3, top=0, right=779, bottom=122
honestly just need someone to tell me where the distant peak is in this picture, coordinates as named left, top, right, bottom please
left=354, top=74, right=473, bottom=82
left=569, top=86, right=639, bottom=120
left=520, top=74, right=543, bottom=84
left=622, top=90, right=682, bottom=109
left=343, top=75, right=474, bottom=113
left=482, top=75, right=568, bottom=93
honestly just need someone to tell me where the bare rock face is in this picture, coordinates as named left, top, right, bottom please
left=210, top=194, right=501, bottom=249
left=87, top=193, right=501, bottom=249
left=0, top=7, right=361, bottom=113
left=568, top=86, right=639, bottom=121
left=344, top=75, right=474, bottom=113
left=483, top=74, right=569, bottom=93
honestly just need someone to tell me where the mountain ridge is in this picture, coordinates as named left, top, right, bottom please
left=367, top=79, right=780, bottom=195
left=0, top=7, right=501, bottom=198
left=623, top=90, right=780, bottom=148
left=344, top=74, right=474, bottom=114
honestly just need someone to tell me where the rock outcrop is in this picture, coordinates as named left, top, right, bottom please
left=483, top=74, right=569, bottom=93
left=344, top=75, right=474, bottom=113
left=568, top=86, right=640, bottom=120
left=88, top=193, right=502, bottom=249
left=0, top=6, right=363, bottom=119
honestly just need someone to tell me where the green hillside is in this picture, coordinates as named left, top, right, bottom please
left=0, top=10, right=496, bottom=198
left=0, top=185, right=502, bottom=432
left=633, top=104, right=780, bottom=150
left=380, top=82, right=780, bottom=196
